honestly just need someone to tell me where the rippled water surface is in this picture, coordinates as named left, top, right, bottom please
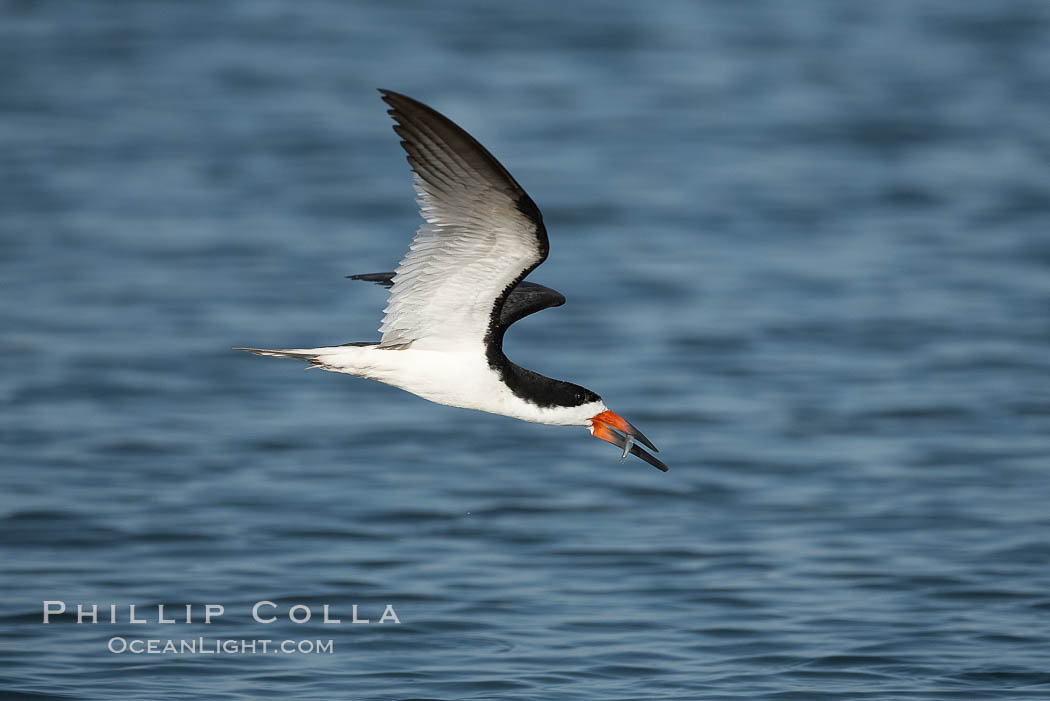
left=3, top=1, right=1050, bottom=699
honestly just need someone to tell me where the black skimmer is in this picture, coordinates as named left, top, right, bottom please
left=237, top=90, right=667, bottom=472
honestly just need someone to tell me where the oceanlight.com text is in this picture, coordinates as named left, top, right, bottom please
left=107, top=637, right=334, bottom=655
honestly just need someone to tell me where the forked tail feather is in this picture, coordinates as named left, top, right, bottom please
left=233, top=347, right=326, bottom=367
left=234, top=342, right=379, bottom=369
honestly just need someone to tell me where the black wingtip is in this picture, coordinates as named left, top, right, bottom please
left=377, top=89, right=403, bottom=116
left=347, top=272, right=396, bottom=287
left=377, top=88, right=414, bottom=110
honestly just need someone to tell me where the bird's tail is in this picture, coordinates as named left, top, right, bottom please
left=234, top=347, right=328, bottom=368
left=234, top=342, right=377, bottom=369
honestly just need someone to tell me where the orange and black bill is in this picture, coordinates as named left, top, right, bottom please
left=589, top=410, right=668, bottom=472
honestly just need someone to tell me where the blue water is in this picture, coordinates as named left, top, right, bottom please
left=3, top=1, right=1050, bottom=699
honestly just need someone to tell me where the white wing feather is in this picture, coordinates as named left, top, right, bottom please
left=377, top=91, right=548, bottom=350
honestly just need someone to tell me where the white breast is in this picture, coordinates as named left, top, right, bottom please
left=316, top=345, right=605, bottom=426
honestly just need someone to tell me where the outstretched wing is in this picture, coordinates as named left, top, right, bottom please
left=349, top=272, right=565, bottom=332
left=376, top=90, right=549, bottom=350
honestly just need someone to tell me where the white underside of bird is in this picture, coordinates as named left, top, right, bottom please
left=247, top=345, right=606, bottom=427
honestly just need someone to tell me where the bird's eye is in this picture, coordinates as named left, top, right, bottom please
left=574, top=392, right=583, bottom=402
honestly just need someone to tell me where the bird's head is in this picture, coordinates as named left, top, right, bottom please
left=588, top=408, right=667, bottom=472
left=536, top=379, right=668, bottom=472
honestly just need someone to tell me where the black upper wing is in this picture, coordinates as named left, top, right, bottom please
left=498, top=281, right=567, bottom=329
left=348, top=272, right=565, bottom=332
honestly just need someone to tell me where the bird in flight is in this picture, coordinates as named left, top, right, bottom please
left=237, top=90, right=667, bottom=471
